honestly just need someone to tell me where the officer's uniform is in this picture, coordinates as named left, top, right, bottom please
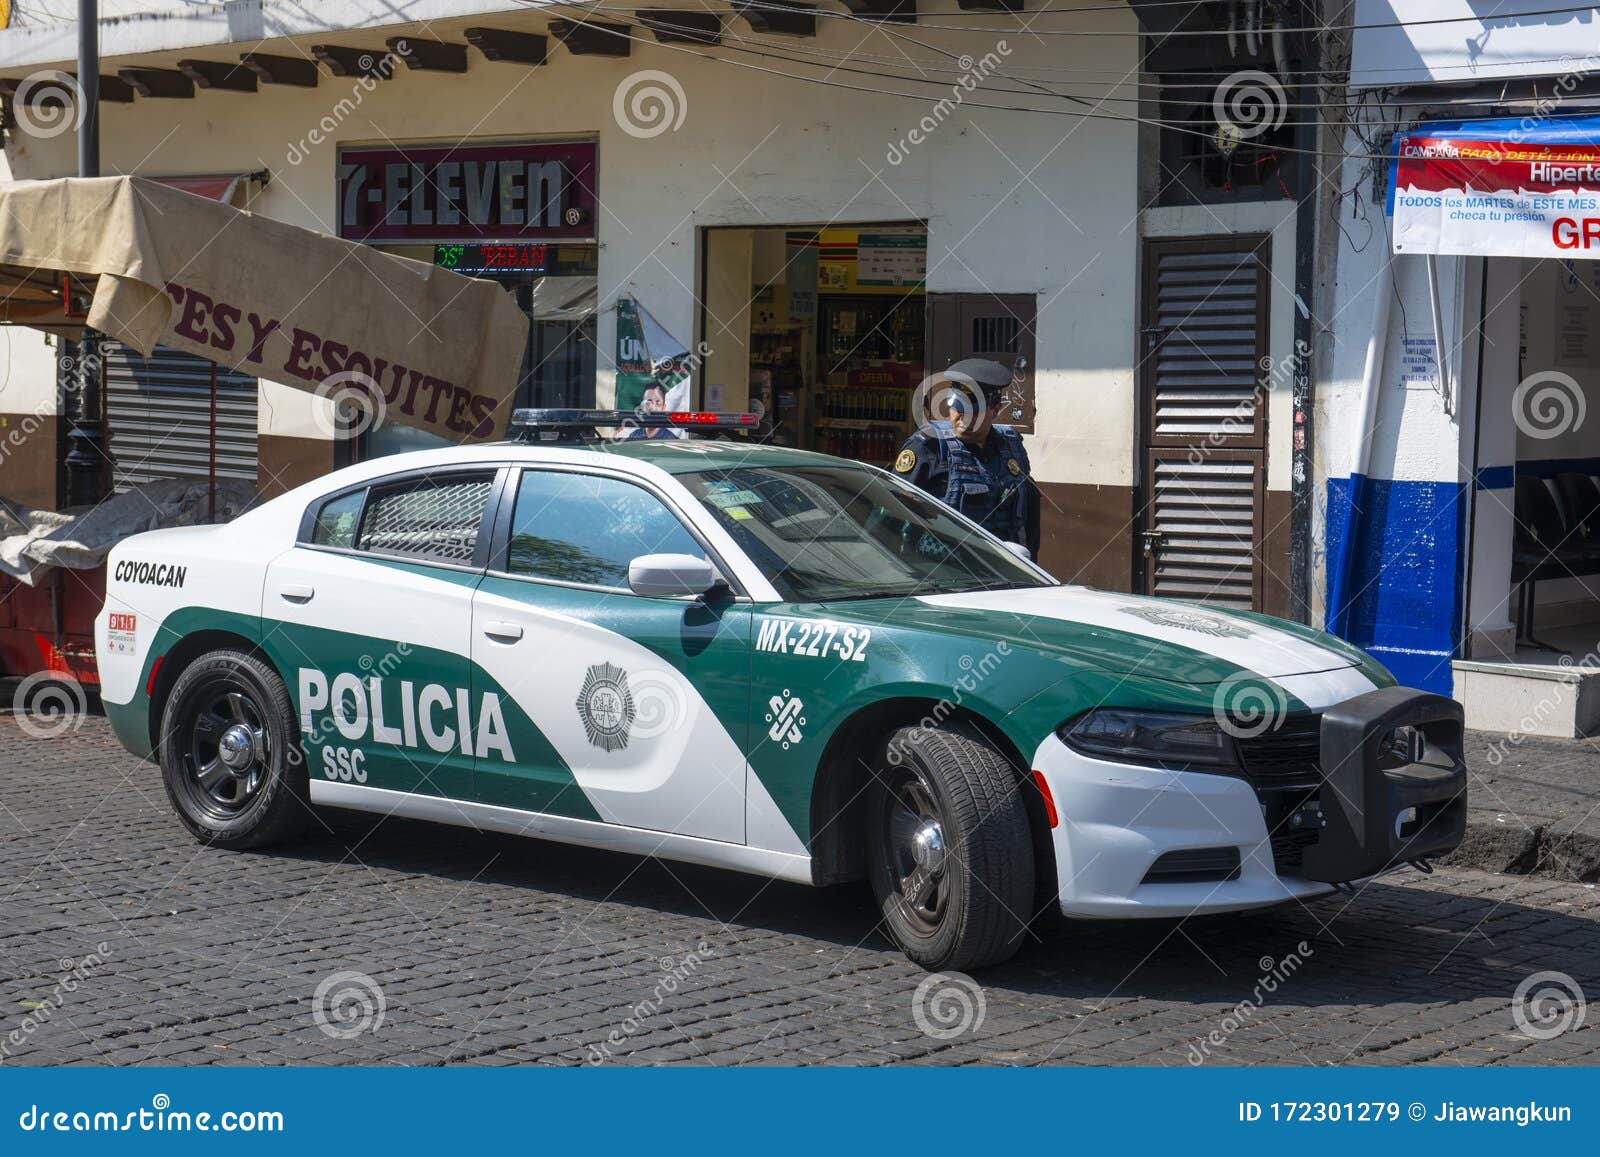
left=894, top=420, right=1040, bottom=557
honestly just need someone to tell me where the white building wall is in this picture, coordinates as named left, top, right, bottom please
left=1, top=3, right=1140, bottom=495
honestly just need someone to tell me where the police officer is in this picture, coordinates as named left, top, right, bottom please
left=894, top=358, right=1040, bottom=557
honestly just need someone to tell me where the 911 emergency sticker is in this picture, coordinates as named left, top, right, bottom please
left=104, top=613, right=137, bottom=655
left=756, top=617, right=870, bottom=661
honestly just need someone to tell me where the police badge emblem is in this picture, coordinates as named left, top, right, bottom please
left=1007, top=458, right=1021, bottom=476
left=894, top=449, right=917, bottom=473
left=576, top=662, right=636, bottom=752
left=1119, top=605, right=1250, bottom=639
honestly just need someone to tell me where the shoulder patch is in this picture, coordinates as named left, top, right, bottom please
left=894, top=448, right=917, bottom=473
left=1006, top=457, right=1022, bottom=476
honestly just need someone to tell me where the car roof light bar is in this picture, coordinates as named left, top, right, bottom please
left=507, top=409, right=761, bottom=442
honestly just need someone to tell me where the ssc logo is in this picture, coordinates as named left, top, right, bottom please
left=765, top=690, right=806, bottom=749
left=577, top=662, right=636, bottom=752
left=1120, top=605, right=1250, bottom=639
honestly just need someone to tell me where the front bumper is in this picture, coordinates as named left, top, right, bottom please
left=1032, top=686, right=1468, bottom=919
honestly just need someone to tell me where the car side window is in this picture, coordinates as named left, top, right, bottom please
left=354, top=472, right=495, bottom=565
left=507, top=470, right=704, bottom=588
left=310, top=490, right=364, bottom=548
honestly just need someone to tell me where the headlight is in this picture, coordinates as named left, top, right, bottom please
left=1059, top=708, right=1241, bottom=771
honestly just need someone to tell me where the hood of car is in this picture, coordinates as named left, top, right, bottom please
left=911, top=585, right=1380, bottom=686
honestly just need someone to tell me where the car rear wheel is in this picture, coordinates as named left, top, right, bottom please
left=159, top=649, right=309, bottom=849
left=868, top=724, right=1035, bottom=971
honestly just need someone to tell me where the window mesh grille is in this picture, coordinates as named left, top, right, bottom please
left=357, top=476, right=492, bottom=562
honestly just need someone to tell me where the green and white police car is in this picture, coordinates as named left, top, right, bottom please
left=95, top=410, right=1468, bottom=970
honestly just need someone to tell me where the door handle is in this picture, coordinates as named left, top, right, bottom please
left=483, top=621, right=524, bottom=643
left=280, top=585, right=315, bottom=604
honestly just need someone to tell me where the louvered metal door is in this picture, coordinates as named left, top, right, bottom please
left=1138, top=236, right=1269, bottom=609
left=105, top=344, right=259, bottom=492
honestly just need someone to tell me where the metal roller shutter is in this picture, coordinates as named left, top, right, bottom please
left=104, top=343, right=258, bottom=492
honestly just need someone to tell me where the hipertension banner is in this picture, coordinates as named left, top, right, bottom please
left=1390, top=115, right=1600, bottom=259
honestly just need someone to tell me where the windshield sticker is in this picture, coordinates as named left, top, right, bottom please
left=756, top=617, right=871, bottom=661
left=577, top=662, right=636, bottom=752
left=1119, top=605, right=1250, bottom=638
left=703, top=489, right=764, bottom=508
left=764, top=690, right=807, bottom=749
left=723, top=506, right=754, bottom=520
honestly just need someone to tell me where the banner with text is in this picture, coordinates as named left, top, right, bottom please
left=1390, top=116, right=1600, bottom=259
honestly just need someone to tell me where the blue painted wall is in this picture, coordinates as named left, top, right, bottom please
left=1324, top=475, right=1465, bottom=694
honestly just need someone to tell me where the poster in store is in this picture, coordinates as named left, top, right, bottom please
left=1389, top=118, right=1600, bottom=258
left=615, top=296, right=695, bottom=411
left=856, top=229, right=928, bottom=287
left=615, top=297, right=656, bottom=411
left=786, top=233, right=819, bottom=325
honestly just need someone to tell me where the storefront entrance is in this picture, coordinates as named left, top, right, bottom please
left=699, top=223, right=929, bottom=468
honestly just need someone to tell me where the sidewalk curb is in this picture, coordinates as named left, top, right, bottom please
left=1445, top=816, right=1600, bottom=884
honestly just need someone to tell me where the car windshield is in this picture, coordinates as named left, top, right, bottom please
left=678, top=463, right=1055, bottom=601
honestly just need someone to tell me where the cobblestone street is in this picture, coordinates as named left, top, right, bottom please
left=2, top=715, right=1597, bottom=1067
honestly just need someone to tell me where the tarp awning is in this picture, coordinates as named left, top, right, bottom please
left=0, top=175, right=530, bottom=441
left=1390, top=115, right=1600, bottom=259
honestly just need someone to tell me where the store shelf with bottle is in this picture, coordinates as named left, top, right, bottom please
left=814, top=382, right=912, bottom=465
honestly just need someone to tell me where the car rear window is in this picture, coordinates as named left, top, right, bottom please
left=354, top=472, right=495, bottom=564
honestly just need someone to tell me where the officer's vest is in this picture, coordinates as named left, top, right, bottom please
left=928, top=422, right=1029, bottom=539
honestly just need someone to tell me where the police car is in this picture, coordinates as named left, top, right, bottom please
left=94, top=411, right=1467, bottom=970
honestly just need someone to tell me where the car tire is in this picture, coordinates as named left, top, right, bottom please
left=867, top=724, right=1035, bottom=971
left=158, top=649, right=309, bottom=849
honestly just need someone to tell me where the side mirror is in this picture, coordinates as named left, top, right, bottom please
left=628, top=553, right=719, bottom=598
left=1002, top=541, right=1032, bottom=562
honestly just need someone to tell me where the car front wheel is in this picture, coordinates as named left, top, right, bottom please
left=868, top=724, right=1035, bottom=971
left=159, top=649, right=309, bottom=849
